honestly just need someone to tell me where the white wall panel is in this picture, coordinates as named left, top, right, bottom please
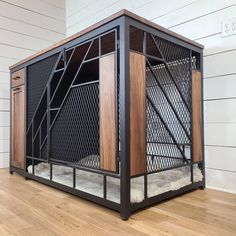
left=204, top=99, right=236, bottom=123
left=205, top=123, right=236, bottom=147
left=0, top=1, right=65, bottom=33
left=0, top=28, right=56, bottom=52
left=0, top=83, right=10, bottom=99
left=0, top=72, right=10, bottom=84
left=0, top=127, right=10, bottom=141
left=0, top=140, right=9, bottom=153
left=0, top=44, right=35, bottom=61
left=0, top=112, right=10, bottom=127
left=206, top=168, right=236, bottom=194
left=0, top=15, right=64, bottom=43
left=154, top=0, right=236, bottom=29
left=0, top=99, right=10, bottom=111
left=204, top=74, right=236, bottom=100
left=2, top=0, right=65, bottom=21
left=204, top=50, right=236, bottom=78
left=169, top=5, right=236, bottom=40
left=196, top=33, right=236, bottom=56
left=0, top=0, right=66, bottom=168
left=205, top=146, right=236, bottom=172
left=0, top=153, right=10, bottom=168
left=0, top=58, right=18, bottom=73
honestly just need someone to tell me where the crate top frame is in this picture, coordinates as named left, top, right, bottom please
left=9, top=9, right=204, bottom=71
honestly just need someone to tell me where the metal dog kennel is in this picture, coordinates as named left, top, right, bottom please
left=10, top=10, right=204, bottom=220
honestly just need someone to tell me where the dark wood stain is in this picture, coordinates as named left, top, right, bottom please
left=192, top=70, right=202, bottom=162
left=100, top=53, right=117, bottom=172
left=130, top=52, right=146, bottom=176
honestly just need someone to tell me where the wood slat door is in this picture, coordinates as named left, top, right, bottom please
left=100, top=53, right=117, bottom=172
left=11, top=85, right=25, bottom=169
left=192, top=70, right=203, bottom=162
left=130, top=52, right=146, bottom=176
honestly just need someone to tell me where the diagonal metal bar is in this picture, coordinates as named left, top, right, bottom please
left=147, top=94, right=189, bottom=163
left=150, top=34, right=190, bottom=112
left=146, top=58, right=191, bottom=141
left=26, top=52, right=63, bottom=134
left=49, top=40, right=93, bottom=131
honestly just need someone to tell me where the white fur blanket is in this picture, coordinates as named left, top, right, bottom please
left=28, top=163, right=203, bottom=203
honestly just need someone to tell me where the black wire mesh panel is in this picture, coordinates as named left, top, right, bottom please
left=146, top=66, right=190, bottom=144
left=27, top=54, right=59, bottom=128
left=146, top=98, right=185, bottom=173
left=50, top=83, right=100, bottom=168
left=152, top=35, right=192, bottom=109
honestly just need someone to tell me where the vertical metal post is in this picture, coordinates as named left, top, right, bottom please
left=200, top=51, right=205, bottom=188
left=73, top=168, right=76, bottom=188
left=189, top=50, right=193, bottom=183
left=119, top=16, right=131, bottom=220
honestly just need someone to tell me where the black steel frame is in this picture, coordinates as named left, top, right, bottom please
left=10, top=14, right=204, bottom=220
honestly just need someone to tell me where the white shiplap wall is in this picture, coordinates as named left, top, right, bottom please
left=66, top=0, right=236, bottom=193
left=0, top=0, right=66, bottom=168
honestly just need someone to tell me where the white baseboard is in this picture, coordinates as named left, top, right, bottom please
left=206, top=185, right=236, bottom=195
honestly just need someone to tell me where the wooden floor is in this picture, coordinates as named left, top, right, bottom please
left=0, top=169, right=236, bottom=236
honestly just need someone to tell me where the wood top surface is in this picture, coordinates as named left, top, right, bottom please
left=10, top=9, right=204, bottom=70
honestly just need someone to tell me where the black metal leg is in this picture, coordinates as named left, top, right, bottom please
left=119, top=17, right=131, bottom=220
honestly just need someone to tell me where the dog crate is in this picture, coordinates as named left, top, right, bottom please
left=10, top=10, right=204, bottom=220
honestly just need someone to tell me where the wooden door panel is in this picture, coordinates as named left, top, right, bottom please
left=192, top=70, right=202, bottom=162
left=130, top=52, right=146, bottom=176
left=11, top=85, right=25, bottom=169
left=99, top=53, right=117, bottom=172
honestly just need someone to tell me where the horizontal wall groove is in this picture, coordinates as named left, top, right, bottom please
left=194, top=32, right=221, bottom=42
left=0, top=70, right=10, bottom=74
left=204, top=72, right=236, bottom=80
left=168, top=3, right=236, bottom=29
left=67, top=0, right=96, bottom=18
left=204, top=97, right=236, bottom=102
left=204, top=48, right=236, bottom=58
left=0, top=98, right=10, bottom=101
left=206, top=167, right=236, bottom=174
left=0, top=27, right=57, bottom=44
left=150, top=0, right=199, bottom=21
left=0, top=42, right=37, bottom=52
left=0, top=55, right=21, bottom=60
left=0, top=110, right=10, bottom=112
left=40, top=0, right=65, bottom=10
left=0, top=13, right=66, bottom=36
left=205, top=144, right=236, bottom=148
left=67, top=0, right=120, bottom=29
left=0, top=0, right=65, bottom=23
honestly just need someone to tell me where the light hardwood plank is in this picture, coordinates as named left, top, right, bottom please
left=0, top=169, right=236, bottom=235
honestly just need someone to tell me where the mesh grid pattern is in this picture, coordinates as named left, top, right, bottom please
left=147, top=155, right=183, bottom=172
left=145, top=34, right=192, bottom=173
left=27, top=54, right=59, bottom=128
left=153, top=36, right=191, bottom=108
left=50, top=83, right=99, bottom=167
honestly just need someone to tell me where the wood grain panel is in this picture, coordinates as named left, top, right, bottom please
left=11, top=84, right=25, bottom=169
left=100, top=53, right=117, bottom=172
left=192, top=70, right=202, bottom=162
left=11, top=69, right=24, bottom=88
left=130, top=52, right=146, bottom=176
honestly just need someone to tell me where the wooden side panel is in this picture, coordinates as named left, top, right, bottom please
left=11, top=85, right=25, bottom=169
left=130, top=52, right=146, bottom=176
left=192, top=70, right=203, bottom=162
left=100, top=53, right=117, bottom=171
